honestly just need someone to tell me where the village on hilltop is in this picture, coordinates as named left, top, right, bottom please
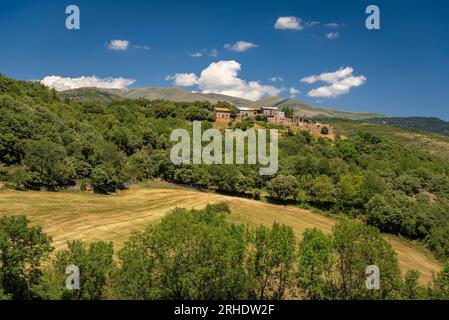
left=213, top=105, right=334, bottom=136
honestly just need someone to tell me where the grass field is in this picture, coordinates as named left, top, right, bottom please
left=0, top=182, right=442, bottom=284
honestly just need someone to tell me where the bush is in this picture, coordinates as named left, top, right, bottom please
left=267, top=175, right=299, bottom=201
left=0, top=216, right=53, bottom=299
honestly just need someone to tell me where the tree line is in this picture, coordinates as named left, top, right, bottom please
left=1, top=205, right=448, bottom=300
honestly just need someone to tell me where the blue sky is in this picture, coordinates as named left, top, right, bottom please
left=1, top=0, right=448, bottom=118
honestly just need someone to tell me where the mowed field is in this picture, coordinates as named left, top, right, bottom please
left=0, top=183, right=442, bottom=283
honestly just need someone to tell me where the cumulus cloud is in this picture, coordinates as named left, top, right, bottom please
left=166, top=60, right=284, bottom=101
left=274, top=16, right=303, bottom=30
left=325, top=32, right=339, bottom=39
left=301, top=67, right=366, bottom=98
left=289, top=87, right=299, bottom=98
left=165, top=73, right=199, bottom=86
left=40, top=75, right=136, bottom=91
left=107, top=40, right=130, bottom=51
left=224, top=41, right=258, bottom=52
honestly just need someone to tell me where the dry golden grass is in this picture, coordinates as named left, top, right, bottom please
left=0, top=184, right=442, bottom=283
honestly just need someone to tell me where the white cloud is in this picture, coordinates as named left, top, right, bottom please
left=189, top=49, right=218, bottom=58
left=224, top=41, right=258, bottom=52
left=274, top=16, right=303, bottom=30
left=301, top=67, right=366, bottom=98
left=107, top=40, right=150, bottom=51
left=289, top=87, right=299, bottom=98
left=165, top=73, right=199, bottom=87
left=166, top=60, right=284, bottom=101
left=40, top=75, right=136, bottom=91
left=270, top=76, right=283, bottom=82
left=325, top=32, right=339, bottom=39
left=108, top=40, right=130, bottom=51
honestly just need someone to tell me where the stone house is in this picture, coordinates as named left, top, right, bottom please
left=213, top=107, right=231, bottom=122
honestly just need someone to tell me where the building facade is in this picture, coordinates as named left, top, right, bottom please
left=213, top=107, right=231, bottom=122
left=292, top=115, right=334, bottom=136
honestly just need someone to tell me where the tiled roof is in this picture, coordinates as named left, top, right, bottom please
left=214, top=107, right=231, bottom=112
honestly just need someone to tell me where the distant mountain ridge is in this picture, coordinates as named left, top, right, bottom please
left=60, top=86, right=385, bottom=120
left=365, top=117, right=449, bottom=136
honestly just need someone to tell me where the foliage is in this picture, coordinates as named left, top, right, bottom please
left=267, top=175, right=299, bottom=201
left=297, top=228, right=334, bottom=299
left=0, top=207, right=448, bottom=300
left=248, top=223, right=296, bottom=299
left=0, top=216, right=53, bottom=299
left=1, top=73, right=449, bottom=261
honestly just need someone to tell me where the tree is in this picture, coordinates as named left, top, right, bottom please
left=0, top=216, right=53, bottom=299
left=331, top=219, right=402, bottom=300
left=336, top=174, right=366, bottom=211
left=336, top=140, right=358, bottom=162
left=431, top=261, right=449, bottom=300
left=173, top=166, right=204, bottom=187
left=280, top=106, right=294, bottom=119
left=393, top=174, right=421, bottom=195
left=427, top=221, right=449, bottom=260
left=184, top=106, right=214, bottom=122
left=308, top=175, right=337, bottom=208
left=248, top=223, right=296, bottom=299
left=90, top=164, right=122, bottom=194
left=0, top=133, right=23, bottom=165
left=117, top=205, right=251, bottom=299
left=23, top=140, right=76, bottom=190
left=401, top=270, right=427, bottom=300
left=52, top=241, right=115, bottom=300
left=366, top=191, right=429, bottom=239
left=297, top=228, right=334, bottom=300
left=267, top=175, right=299, bottom=201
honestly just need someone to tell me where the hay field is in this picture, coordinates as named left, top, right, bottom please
left=0, top=183, right=441, bottom=283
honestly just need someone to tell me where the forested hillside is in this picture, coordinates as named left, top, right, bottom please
left=365, top=117, right=449, bottom=136
left=1, top=74, right=449, bottom=267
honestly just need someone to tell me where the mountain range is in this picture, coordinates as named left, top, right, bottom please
left=60, top=87, right=385, bottom=120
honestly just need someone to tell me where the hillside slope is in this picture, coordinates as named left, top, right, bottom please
left=197, top=92, right=252, bottom=106
left=253, top=98, right=385, bottom=120
left=59, top=86, right=383, bottom=120
left=59, top=87, right=123, bottom=104
left=0, top=184, right=441, bottom=284
left=365, top=117, right=449, bottom=136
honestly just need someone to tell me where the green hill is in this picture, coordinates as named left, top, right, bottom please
left=365, top=117, right=449, bottom=136
left=59, top=87, right=123, bottom=104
